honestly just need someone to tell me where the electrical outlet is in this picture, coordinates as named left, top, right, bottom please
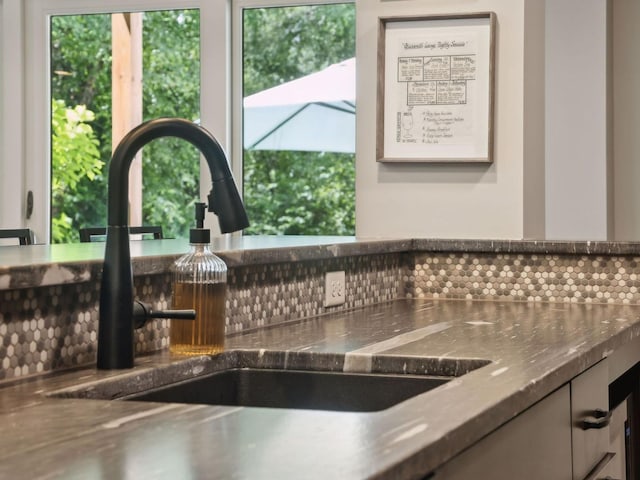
left=325, top=271, right=346, bottom=307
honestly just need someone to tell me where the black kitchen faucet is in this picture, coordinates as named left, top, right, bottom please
left=97, top=118, right=249, bottom=369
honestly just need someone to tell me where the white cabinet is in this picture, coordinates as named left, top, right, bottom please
left=434, top=384, right=573, bottom=479
left=435, top=359, right=618, bottom=480
left=607, top=398, right=628, bottom=480
left=571, top=359, right=612, bottom=479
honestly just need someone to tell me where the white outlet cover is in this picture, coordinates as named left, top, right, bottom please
left=325, top=270, right=346, bottom=307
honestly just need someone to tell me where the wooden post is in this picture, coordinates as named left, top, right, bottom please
left=112, top=13, right=143, bottom=226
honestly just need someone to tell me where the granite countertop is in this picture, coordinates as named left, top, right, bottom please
left=4, top=235, right=640, bottom=290
left=2, top=298, right=640, bottom=479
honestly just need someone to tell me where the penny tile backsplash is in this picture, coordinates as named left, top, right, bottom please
left=0, top=254, right=403, bottom=381
left=4, top=249, right=640, bottom=382
left=407, top=253, right=640, bottom=304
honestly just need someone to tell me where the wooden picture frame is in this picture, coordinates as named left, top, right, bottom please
left=377, top=12, right=496, bottom=163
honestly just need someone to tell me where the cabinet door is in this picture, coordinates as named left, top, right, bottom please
left=582, top=452, right=619, bottom=480
left=572, top=359, right=611, bottom=480
left=434, top=384, right=572, bottom=480
left=600, top=398, right=627, bottom=480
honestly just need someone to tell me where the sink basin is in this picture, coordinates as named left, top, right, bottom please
left=46, top=351, right=490, bottom=412
left=121, top=368, right=450, bottom=412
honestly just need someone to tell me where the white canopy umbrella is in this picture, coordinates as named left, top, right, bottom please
left=243, top=58, right=355, bottom=153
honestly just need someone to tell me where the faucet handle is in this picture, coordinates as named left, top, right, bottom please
left=132, top=300, right=196, bottom=329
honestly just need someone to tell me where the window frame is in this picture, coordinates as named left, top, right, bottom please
left=1, top=0, right=355, bottom=241
left=16, top=0, right=229, bottom=242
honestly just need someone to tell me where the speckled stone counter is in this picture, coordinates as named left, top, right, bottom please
left=0, top=237, right=408, bottom=381
left=2, top=298, right=640, bottom=479
left=0, top=236, right=402, bottom=288
left=4, top=236, right=640, bottom=289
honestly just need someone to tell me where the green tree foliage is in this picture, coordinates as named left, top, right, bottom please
left=50, top=100, right=103, bottom=243
left=51, top=14, right=112, bottom=242
left=242, top=4, right=356, bottom=235
left=244, top=151, right=355, bottom=235
left=141, top=10, right=201, bottom=235
left=243, top=4, right=356, bottom=96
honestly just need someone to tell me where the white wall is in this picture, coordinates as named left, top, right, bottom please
left=613, top=0, right=640, bottom=240
left=0, top=2, right=3, bottom=220
left=355, top=0, right=545, bottom=240
left=0, top=0, right=25, bottom=231
left=545, top=0, right=610, bottom=241
left=523, top=0, right=546, bottom=239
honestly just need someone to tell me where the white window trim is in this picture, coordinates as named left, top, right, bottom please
left=0, top=0, right=26, bottom=230
left=19, top=0, right=230, bottom=242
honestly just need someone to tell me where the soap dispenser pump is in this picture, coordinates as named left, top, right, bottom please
left=170, top=202, right=227, bottom=355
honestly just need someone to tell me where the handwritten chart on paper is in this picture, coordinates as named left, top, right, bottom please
left=380, top=16, right=493, bottom=162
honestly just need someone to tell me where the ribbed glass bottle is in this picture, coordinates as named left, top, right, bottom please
left=170, top=243, right=227, bottom=355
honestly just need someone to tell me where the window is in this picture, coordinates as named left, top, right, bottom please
left=7, top=0, right=353, bottom=242
left=20, top=0, right=227, bottom=243
left=235, top=1, right=356, bottom=235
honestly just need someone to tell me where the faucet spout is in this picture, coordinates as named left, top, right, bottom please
left=97, top=117, right=248, bottom=370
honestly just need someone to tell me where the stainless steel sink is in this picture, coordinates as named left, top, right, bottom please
left=120, top=368, right=450, bottom=412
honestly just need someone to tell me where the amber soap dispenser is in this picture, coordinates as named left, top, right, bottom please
left=170, top=202, right=227, bottom=355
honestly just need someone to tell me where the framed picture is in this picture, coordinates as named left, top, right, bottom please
left=377, top=12, right=496, bottom=163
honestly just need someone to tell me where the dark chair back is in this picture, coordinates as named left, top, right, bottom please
left=79, top=226, right=163, bottom=243
left=0, top=228, right=34, bottom=245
